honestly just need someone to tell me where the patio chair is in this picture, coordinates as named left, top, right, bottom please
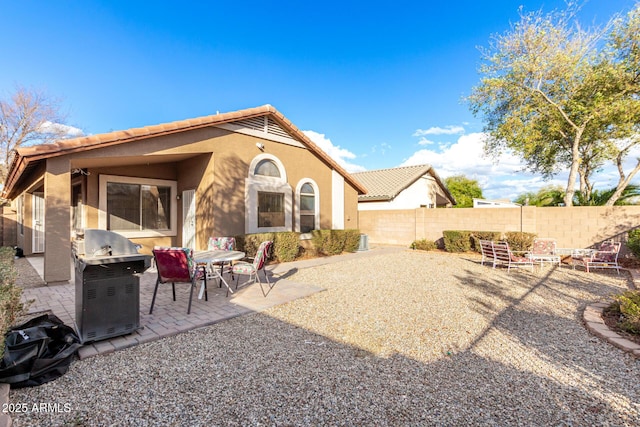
left=492, top=241, right=534, bottom=271
left=150, top=247, right=207, bottom=315
left=528, top=238, right=561, bottom=266
left=478, top=239, right=495, bottom=266
left=572, top=241, right=621, bottom=274
left=231, top=240, right=273, bottom=296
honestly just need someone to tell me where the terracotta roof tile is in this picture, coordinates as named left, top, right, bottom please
left=3, top=105, right=368, bottom=198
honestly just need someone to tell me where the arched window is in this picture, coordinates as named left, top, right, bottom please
left=245, top=154, right=292, bottom=233
left=296, top=179, right=319, bottom=234
left=254, top=159, right=281, bottom=177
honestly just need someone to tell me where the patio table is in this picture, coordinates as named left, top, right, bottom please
left=194, top=250, right=245, bottom=298
left=528, top=252, right=562, bottom=266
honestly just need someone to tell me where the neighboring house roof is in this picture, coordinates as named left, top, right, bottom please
left=3, top=104, right=367, bottom=199
left=352, top=164, right=455, bottom=204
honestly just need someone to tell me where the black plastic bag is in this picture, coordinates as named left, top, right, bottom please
left=0, top=312, right=81, bottom=388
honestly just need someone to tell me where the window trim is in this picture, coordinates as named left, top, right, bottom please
left=245, top=154, right=292, bottom=233
left=98, top=174, right=178, bottom=238
left=295, top=179, right=320, bottom=236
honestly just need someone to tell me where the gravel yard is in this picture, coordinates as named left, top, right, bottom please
left=8, top=250, right=640, bottom=426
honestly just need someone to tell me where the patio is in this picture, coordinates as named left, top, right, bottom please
left=8, top=248, right=640, bottom=426
left=18, top=247, right=403, bottom=359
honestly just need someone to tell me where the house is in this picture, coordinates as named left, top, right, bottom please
left=2, top=105, right=367, bottom=284
left=473, top=198, right=520, bottom=208
left=352, top=165, right=455, bottom=210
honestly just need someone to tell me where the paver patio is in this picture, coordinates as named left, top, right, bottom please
left=19, top=246, right=404, bottom=359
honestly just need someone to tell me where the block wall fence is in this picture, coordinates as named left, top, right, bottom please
left=358, top=206, right=640, bottom=251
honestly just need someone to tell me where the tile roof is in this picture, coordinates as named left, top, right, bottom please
left=352, top=164, right=455, bottom=203
left=3, top=105, right=367, bottom=198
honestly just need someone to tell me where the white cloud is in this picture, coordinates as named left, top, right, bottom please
left=413, top=125, right=464, bottom=136
left=417, top=137, right=437, bottom=146
left=401, top=131, right=640, bottom=201
left=401, top=132, right=546, bottom=200
left=39, top=121, right=83, bottom=138
left=303, top=130, right=366, bottom=173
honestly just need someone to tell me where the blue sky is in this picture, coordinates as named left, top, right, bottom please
left=2, top=0, right=638, bottom=200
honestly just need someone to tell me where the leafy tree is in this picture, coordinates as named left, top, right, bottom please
left=444, top=175, right=483, bottom=208
left=515, top=183, right=640, bottom=206
left=513, top=185, right=565, bottom=206
left=468, top=3, right=640, bottom=206
left=0, top=85, right=77, bottom=184
left=575, top=183, right=640, bottom=206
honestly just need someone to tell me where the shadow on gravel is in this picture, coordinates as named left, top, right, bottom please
left=8, top=251, right=640, bottom=426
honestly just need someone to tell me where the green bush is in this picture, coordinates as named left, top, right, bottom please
left=273, top=232, right=300, bottom=262
left=627, top=229, right=640, bottom=258
left=469, top=231, right=502, bottom=252
left=343, top=229, right=361, bottom=253
left=312, top=230, right=346, bottom=255
left=311, top=229, right=360, bottom=255
left=237, top=233, right=274, bottom=257
left=442, top=230, right=472, bottom=252
left=609, top=290, right=640, bottom=334
left=410, top=239, right=438, bottom=251
left=503, top=231, right=537, bottom=252
left=0, top=247, right=24, bottom=358
left=238, top=232, right=301, bottom=263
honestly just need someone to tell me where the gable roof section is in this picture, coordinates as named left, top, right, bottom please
left=3, top=105, right=367, bottom=198
left=352, top=164, right=455, bottom=204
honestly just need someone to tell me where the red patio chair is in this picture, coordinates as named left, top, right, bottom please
left=150, top=247, right=207, bottom=315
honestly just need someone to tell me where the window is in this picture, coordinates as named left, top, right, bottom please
left=255, top=159, right=281, bottom=177
left=258, top=191, right=285, bottom=227
left=107, top=183, right=171, bottom=230
left=99, top=175, right=177, bottom=238
left=299, top=183, right=315, bottom=233
left=296, top=180, right=319, bottom=234
left=245, top=154, right=292, bottom=234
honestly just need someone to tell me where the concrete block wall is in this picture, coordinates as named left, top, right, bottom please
left=359, top=206, right=640, bottom=250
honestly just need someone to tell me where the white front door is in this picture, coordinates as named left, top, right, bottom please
left=182, top=189, right=196, bottom=249
left=32, top=192, right=45, bottom=253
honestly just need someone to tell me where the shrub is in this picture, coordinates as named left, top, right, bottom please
left=609, top=290, right=640, bottom=334
left=312, top=230, right=346, bottom=255
left=410, top=239, right=438, bottom=251
left=343, top=229, right=361, bottom=253
left=238, top=233, right=275, bottom=257
left=627, top=229, right=640, bottom=258
left=442, top=230, right=472, bottom=252
left=238, top=232, right=301, bottom=263
left=0, top=247, right=24, bottom=358
left=503, top=231, right=537, bottom=252
left=273, top=232, right=300, bottom=262
left=469, top=231, right=502, bottom=252
left=311, top=229, right=360, bottom=255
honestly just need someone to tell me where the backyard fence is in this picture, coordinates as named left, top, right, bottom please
left=358, top=205, right=640, bottom=252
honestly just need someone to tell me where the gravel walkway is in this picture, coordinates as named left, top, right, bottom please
left=8, top=250, right=640, bottom=426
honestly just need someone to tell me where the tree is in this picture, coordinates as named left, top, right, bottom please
left=513, top=185, right=565, bottom=206
left=444, top=175, right=483, bottom=208
left=575, top=183, right=640, bottom=205
left=468, top=3, right=640, bottom=206
left=0, top=86, right=76, bottom=184
left=514, top=183, right=640, bottom=206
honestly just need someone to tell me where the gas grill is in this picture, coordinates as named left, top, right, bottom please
left=72, top=229, right=151, bottom=343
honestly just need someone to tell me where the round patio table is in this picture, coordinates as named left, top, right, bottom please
left=193, top=250, right=245, bottom=297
